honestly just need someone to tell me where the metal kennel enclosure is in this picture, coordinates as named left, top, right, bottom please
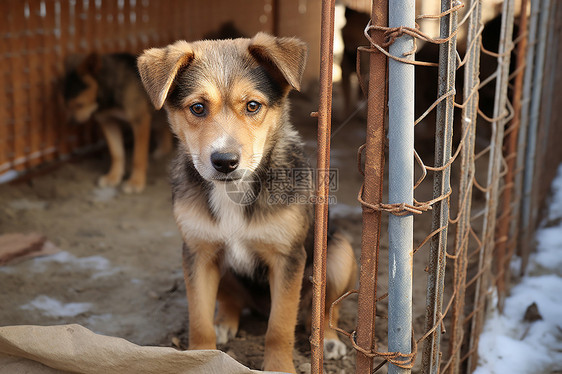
left=311, top=0, right=562, bottom=373
left=1, top=1, right=562, bottom=373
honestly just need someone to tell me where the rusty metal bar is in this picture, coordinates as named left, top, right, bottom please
left=447, top=1, right=482, bottom=371
left=468, top=0, right=516, bottom=371
left=310, top=0, right=336, bottom=373
left=495, top=0, right=530, bottom=311
left=387, top=0, right=415, bottom=372
left=520, top=0, right=552, bottom=274
left=355, top=0, right=388, bottom=372
left=534, top=0, right=559, bottom=210
left=512, top=0, right=540, bottom=268
left=421, top=1, right=458, bottom=372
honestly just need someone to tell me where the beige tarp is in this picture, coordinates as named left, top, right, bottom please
left=0, top=324, right=273, bottom=374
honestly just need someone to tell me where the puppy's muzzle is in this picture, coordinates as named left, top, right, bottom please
left=211, top=152, right=240, bottom=174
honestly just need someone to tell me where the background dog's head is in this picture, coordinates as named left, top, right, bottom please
left=137, top=33, right=307, bottom=182
left=62, top=53, right=101, bottom=124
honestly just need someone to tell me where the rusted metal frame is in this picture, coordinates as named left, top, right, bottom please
left=125, top=0, right=138, bottom=51
left=421, top=1, right=458, bottom=372
left=447, top=1, right=481, bottom=371
left=494, top=0, right=530, bottom=311
left=58, top=0, right=80, bottom=156
left=40, top=0, right=58, bottom=164
left=511, top=0, right=539, bottom=269
left=0, top=4, right=9, bottom=178
left=8, top=0, right=29, bottom=172
left=25, top=1, right=43, bottom=168
left=528, top=0, right=557, bottom=274
left=519, top=0, right=552, bottom=274
left=355, top=0, right=388, bottom=372
left=310, top=0, right=335, bottom=373
left=76, top=0, right=93, bottom=150
left=534, top=0, right=560, bottom=203
left=271, top=0, right=280, bottom=37
left=468, top=0, right=516, bottom=371
left=387, top=0, right=415, bottom=372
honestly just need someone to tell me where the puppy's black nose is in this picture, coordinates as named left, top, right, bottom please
left=210, top=152, right=240, bottom=174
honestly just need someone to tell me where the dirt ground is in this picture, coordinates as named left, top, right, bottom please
left=0, top=86, right=446, bottom=374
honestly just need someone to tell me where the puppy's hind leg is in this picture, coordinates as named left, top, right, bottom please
left=98, top=120, right=125, bottom=188
left=324, top=231, right=357, bottom=360
left=123, top=113, right=150, bottom=193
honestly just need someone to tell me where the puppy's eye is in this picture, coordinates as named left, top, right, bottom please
left=190, top=103, right=206, bottom=117
left=246, top=101, right=261, bottom=113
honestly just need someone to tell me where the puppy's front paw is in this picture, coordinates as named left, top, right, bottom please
left=98, top=174, right=122, bottom=188
left=214, top=324, right=237, bottom=345
left=324, top=338, right=347, bottom=360
left=122, top=178, right=145, bottom=194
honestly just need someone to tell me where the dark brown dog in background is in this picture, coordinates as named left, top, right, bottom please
left=63, top=53, right=172, bottom=193
left=138, top=33, right=357, bottom=373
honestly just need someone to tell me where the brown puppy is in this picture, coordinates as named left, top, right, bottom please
left=63, top=53, right=173, bottom=193
left=138, top=33, right=357, bottom=373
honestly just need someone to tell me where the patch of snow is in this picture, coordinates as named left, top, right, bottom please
left=85, top=313, right=113, bottom=327
left=9, top=199, right=48, bottom=210
left=533, top=227, right=562, bottom=275
left=0, top=170, right=19, bottom=184
left=91, top=187, right=118, bottom=202
left=21, top=295, right=91, bottom=317
left=475, top=164, right=562, bottom=373
left=32, top=251, right=118, bottom=278
left=546, top=164, right=562, bottom=222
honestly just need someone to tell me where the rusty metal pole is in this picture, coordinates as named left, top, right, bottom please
left=512, top=0, right=539, bottom=265
left=355, top=0, right=388, bottom=373
left=387, top=0, right=415, bottom=373
left=310, top=0, right=335, bottom=373
left=520, top=0, right=551, bottom=274
left=494, top=0, right=529, bottom=311
left=468, top=0, right=516, bottom=371
left=422, top=1, right=458, bottom=373
left=448, top=1, right=481, bottom=372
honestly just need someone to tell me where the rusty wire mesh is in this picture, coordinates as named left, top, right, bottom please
left=0, top=0, right=322, bottom=182
left=325, top=0, right=554, bottom=372
left=1, top=1, right=560, bottom=373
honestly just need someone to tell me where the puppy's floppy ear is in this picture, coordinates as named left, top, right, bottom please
left=137, top=41, right=194, bottom=110
left=248, top=32, right=307, bottom=92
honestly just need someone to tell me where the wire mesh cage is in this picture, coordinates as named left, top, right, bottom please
left=312, top=0, right=562, bottom=373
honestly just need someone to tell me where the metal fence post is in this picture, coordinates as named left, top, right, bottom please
left=355, top=0, right=388, bottom=372
left=448, top=1, right=482, bottom=372
left=311, top=0, right=336, bottom=372
left=422, top=1, right=458, bottom=372
left=468, top=0, right=516, bottom=370
left=520, top=0, right=552, bottom=273
left=387, top=0, right=415, bottom=372
left=495, top=0, right=530, bottom=311
left=512, top=0, right=540, bottom=269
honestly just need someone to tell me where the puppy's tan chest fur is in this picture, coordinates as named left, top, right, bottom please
left=174, top=187, right=305, bottom=276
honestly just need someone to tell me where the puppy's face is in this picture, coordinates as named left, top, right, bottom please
left=138, top=34, right=307, bottom=182
left=63, top=54, right=100, bottom=124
